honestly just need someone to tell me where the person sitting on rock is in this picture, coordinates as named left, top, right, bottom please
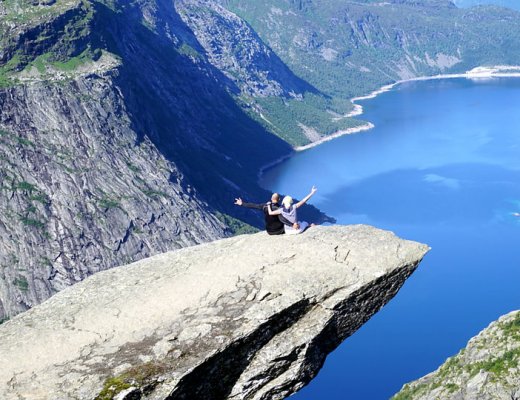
left=234, top=193, right=291, bottom=235
left=267, top=186, right=317, bottom=235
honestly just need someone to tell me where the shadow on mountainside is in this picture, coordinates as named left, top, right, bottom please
left=89, top=1, right=334, bottom=230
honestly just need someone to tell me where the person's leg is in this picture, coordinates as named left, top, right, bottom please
left=284, top=225, right=300, bottom=235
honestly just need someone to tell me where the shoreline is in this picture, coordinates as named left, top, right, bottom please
left=299, top=65, right=520, bottom=151
left=258, top=65, right=520, bottom=177
left=345, top=65, right=520, bottom=120
left=294, top=122, right=375, bottom=151
left=257, top=153, right=294, bottom=180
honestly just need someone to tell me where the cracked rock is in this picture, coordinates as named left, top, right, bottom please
left=0, top=225, right=428, bottom=399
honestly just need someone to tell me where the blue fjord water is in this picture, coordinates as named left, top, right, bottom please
left=260, top=78, right=520, bottom=399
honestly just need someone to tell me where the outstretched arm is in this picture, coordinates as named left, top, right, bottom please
left=267, top=203, right=282, bottom=215
left=295, top=186, right=317, bottom=209
left=234, top=197, right=264, bottom=210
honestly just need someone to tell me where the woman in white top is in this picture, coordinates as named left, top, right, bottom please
left=267, top=186, right=317, bottom=234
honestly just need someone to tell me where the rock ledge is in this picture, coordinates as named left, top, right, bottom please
left=0, top=225, right=428, bottom=400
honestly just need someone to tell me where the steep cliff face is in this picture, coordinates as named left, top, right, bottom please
left=0, top=0, right=307, bottom=321
left=176, top=0, right=313, bottom=98
left=0, top=225, right=429, bottom=400
left=392, top=310, right=520, bottom=400
left=0, top=73, right=228, bottom=319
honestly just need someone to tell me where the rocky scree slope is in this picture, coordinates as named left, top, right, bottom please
left=1, top=0, right=336, bottom=321
left=0, top=225, right=429, bottom=400
left=393, top=310, right=520, bottom=400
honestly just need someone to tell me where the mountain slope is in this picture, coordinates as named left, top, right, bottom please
left=455, top=0, right=520, bottom=10
left=0, top=0, right=324, bottom=321
left=392, top=310, right=520, bottom=400
left=221, top=0, right=520, bottom=139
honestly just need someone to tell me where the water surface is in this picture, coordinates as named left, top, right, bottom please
left=260, top=78, right=520, bottom=399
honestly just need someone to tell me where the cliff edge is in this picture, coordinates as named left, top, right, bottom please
left=0, top=225, right=429, bottom=400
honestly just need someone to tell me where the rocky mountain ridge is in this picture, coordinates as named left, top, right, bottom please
left=0, top=0, right=303, bottom=321
left=0, top=225, right=429, bottom=400
left=393, top=310, right=520, bottom=400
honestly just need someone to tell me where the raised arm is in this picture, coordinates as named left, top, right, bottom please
left=295, top=186, right=317, bottom=209
left=267, top=203, right=282, bottom=215
left=234, top=197, right=264, bottom=210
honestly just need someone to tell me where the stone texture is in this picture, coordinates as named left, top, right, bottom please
left=0, top=74, right=229, bottom=319
left=392, top=310, right=520, bottom=400
left=0, top=0, right=297, bottom=321
left=176, top=0, right=311, bottom=98
left=0, top=225, right=428, bottom=400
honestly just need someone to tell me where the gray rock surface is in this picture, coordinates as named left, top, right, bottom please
left=0, top=74, right=229, bottom=320
left=176, top=0, right=311, bottom=98
left=392, top=310, right=520, bottom=400
left=0, top=0, right=298, bottom=322
left=0, top=225, right=428, bottom=400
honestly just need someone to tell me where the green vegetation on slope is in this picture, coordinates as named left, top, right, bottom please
left=0, top=0, right=100, bottom=87
left=392, top=311, right=520, bottom=400
left=225, top=0, right=520, bottom=99
left=221, top=0, right=520, bottom=145
left=252, top=94, right=363, bottom=147
left=455, top=0, right=520, bottom=10
left=215, top=211, right=259, bottom=235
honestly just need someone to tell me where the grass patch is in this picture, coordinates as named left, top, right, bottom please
left=178, top=42, right=203, bottom=60
left=19, top=216, right=46, bottom=229
left=391, top=382, right=431, bottom=400
left=15, top=136, right=35, bottom=147
left=141, top=189, right=168, bottom=199
left=15, top=181, right=38, bottom=192
left=95, top=376, right=132, bottom=400
left=98, top=197, right=120, bottom=210
left=466, top=348, right=520, bottom=377
left=30, top=193, right=51, bottom=205
left=391, top=354, right=465, bottom=399
left=95, top=362, right=166, bottom=400
left=126, top=162, right=141, bottom=173
left=445, top=383, right=460, bottom=393
left=13, top=276, right=29, bottom=292
left=24, top=47, right=101, bottom=74
left=51, top=48, right=101, bottom=71
left=500, top=312, right=520, bottom=338
left=0, top=51, right=24, bottom=80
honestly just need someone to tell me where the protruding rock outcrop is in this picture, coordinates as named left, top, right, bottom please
left=0, top=225, right=428, bottom=400
left=392, top=310, right=520, bottom=400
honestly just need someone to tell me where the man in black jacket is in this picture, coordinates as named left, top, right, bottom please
left=234, top=193, right=289, bottom=235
